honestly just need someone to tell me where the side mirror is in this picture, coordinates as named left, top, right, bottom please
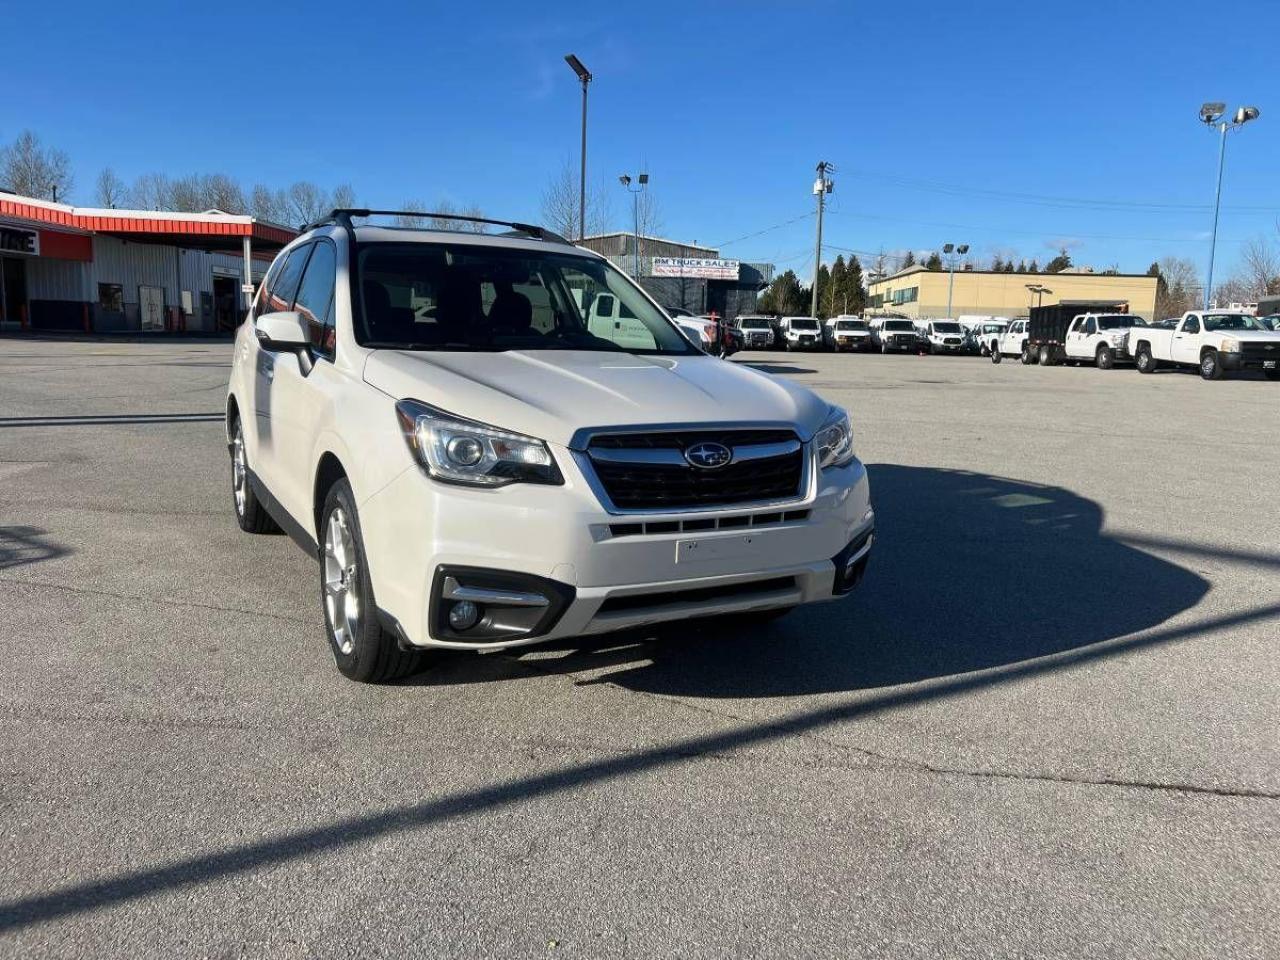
left=254, top=311, right=309, bottom=351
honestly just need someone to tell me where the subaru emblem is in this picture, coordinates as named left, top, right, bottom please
left=684, top=441, right=732, bottom=469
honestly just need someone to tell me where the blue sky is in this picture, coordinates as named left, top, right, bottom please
left=5, top=0, right=1277, bottom=280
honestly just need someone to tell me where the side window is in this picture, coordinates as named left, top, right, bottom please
left=1069, top=317, right=1083, bottom=333
left=1085, top=318, right=1097, bottom=335
left=254, top=254, right=287, bottom=318
left=294, top=240, right=337, bottom=359
left=1183, top=316, right=1201, bottom=334
left=267, top=243, right=312, bottom=314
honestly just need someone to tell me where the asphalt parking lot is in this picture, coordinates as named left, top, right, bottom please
left=1, top=339, right=1276, bottom=959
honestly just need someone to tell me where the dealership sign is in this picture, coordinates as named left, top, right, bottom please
left=651, top=257, right=739, bottom=280
left=0, top=224, right=39, bottom=256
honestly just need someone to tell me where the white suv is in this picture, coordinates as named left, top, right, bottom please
left=227, top=210, right=874, bottom=682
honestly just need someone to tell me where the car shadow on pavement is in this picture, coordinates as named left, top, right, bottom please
left=429, top=465, right=1212, bottom=697
left=0, top=525, right=70, bottom=572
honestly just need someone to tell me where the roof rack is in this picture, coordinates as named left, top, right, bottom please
left=302, top=208, right=569, bottom=244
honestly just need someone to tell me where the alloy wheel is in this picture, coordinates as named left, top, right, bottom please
left=323, top=508, right=361, bottom=655
left=232, top=428, right=247, bottom=517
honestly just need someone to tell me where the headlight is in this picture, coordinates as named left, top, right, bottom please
left=395, top=400, right=562, bottom=487
left=1220, top=338, right=1241, bottom=353
left=814, top=407, right=856, bottom=470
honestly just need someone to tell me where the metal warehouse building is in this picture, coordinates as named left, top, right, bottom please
left=578, top=232, right=773, bottom=320
left=0, top=192, right=297, bottom=334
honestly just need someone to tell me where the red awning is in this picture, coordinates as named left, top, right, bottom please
left=0, top=195, right=297, bottom=249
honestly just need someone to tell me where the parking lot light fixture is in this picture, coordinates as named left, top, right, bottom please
left=620, top=171, right=648, bottom=277
left=564, top=54, right=592, bottom=242
left=1200, top=101, right=1261, bottom=309
left=943, top=242, right=969, bottom=320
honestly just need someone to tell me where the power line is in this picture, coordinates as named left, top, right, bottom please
left=715, top=212, right=815, bottom=248
left=826, top=209, right=1204, bottom=244
left=846, top=169, right=1280, bottom=213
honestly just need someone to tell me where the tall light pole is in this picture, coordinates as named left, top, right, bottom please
left=564, top=54, right=592, bottom=241
left=941, top=242, right=969, bottom=319
left=1199, top=102, right=1260, bottom=309
left=811, top=162, right=833, bottom=317
left=1025, top=283, right=1052, bottom=310
left=619, top=173, right=648, bottom=277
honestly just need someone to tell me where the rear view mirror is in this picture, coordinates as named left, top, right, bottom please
left=254, top=311, right=309, bottom=351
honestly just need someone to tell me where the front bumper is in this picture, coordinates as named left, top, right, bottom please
left=359, top=451, right=873, bottom=650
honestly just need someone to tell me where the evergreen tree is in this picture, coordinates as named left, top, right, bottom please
left=902, top=250, right=917, bottom=268
left=845, top=255, right=867, bottom=315
left=1045, top=248, right=1073, bottom=273
left=1004, top=261, right=1015, bottom=273
left=826, top=256, right=847, bottom=316
left=815, top=263, right=832, bottom=319
left=1015, top=260, right=1027, bottom=273
left=758, top=270, right=805, bottom=315
left=924, top=252, right=943, bottom=271
left=1028, top=259, right=1040, bottom=273
left=990, top=255, right=1005, bottom=272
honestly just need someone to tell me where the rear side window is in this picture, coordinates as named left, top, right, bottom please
left=267, top=243, right=313, bottom=314
left=294, top=241, right=337, bottom=358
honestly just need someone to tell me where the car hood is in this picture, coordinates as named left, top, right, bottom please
left=362, top=349, right=832, bottom=448
left=1218, top=331, right=1280, bottom=343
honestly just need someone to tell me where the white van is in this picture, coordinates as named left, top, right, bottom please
left=778, top=315, right=823, bottom=350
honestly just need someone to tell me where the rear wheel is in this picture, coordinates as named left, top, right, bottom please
left=1136, top=345, right=1157, bottom=374
left=1200, top=349, right=1225, bottom=381
left=230, top=419, right=279, bottom=534
left=1038, top=345, right=1054, bottom=366
left=320, top=479, right=425, bottom=683
left=991, top=346, right=1002, bottom=364
left=1095, top=345, right=1115, bottom=370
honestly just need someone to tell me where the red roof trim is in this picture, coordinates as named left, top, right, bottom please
left=0, top=197, right=297, bottom=245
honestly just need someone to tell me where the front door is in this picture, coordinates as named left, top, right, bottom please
left=1, top=257, right=27, bottom=329
left=213, top=276, right=239, bottom=332
left=139, top=285, right=165, bottom=331
left=1171, top=316, right=1201, bottom=365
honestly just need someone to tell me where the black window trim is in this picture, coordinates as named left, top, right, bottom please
left=293, top=237, right=338, bottom=364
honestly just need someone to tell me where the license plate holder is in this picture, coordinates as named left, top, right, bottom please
left=676, top=534, right=760, bottom=563
left=1264, top=360, right=1277, bottom=370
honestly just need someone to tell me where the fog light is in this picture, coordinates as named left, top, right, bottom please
left=448, top=600, right=481, bottom=631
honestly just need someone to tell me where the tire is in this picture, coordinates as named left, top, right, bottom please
left=1095, top=345, right=1114, bottom=370
left=1038, top=344, right=1056, bottom=366
left=230, top=418, right=279, bottom=534
left=1135, top=345, right=1157, bottom=374
left=980, top=343, right=990, bottom=357
left=1200, top=349, right=1225, bottom=381
left=320, top=479, right=425, bottom=683
left=991, top=347, right=1002, bottom=364
left=881, top=343, right=889, bottom=354
left=1020, top=344, right=1035, bottom=365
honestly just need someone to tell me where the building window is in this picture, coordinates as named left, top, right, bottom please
left=98, top=283, right=124, bottom=313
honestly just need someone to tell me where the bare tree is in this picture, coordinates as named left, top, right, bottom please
left=285, top=181, right=330, bottom=227
left=393, top=199, right=430, bottom=227
left=130, top=172, right=172, bottom=211
left=95, top=168, right=128, bottom=208
left=331, top=183, right=357, bottom=209
left=250, top=184, right=289, bottom=223
left=1238, top=235, right=1280, bottom=297
left=540, top=158, right=613, bottom=239
left=168, top=174, right=206, bottom=212
left=203, top=173, right=246, bottom=214
left=1, top=130, right=73, bottom=200
left=1153, top=255, right=1200, bottom=318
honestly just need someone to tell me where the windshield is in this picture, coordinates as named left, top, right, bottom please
left=1202, top=313, right=1263, bottom=332
left=1097, top=315, right=1138, bottom=330
left=884, top=321, right=915, bottom=332
left=931, top=322, right=962, bottom=334
left=788, top=317, right=819, bottom=330
left=836, top=320, right=868, bottom=331
left=355, top=243, right=695, bottom=354
left=740, top=318, right=771, bottom=329
left=1259, top=315, right=1280, bottom=331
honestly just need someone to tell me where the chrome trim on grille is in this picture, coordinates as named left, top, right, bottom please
left=587, top=438, right=801, bottom=467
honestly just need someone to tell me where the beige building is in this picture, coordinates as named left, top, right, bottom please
left=866, top=266, right=1158, bottom=320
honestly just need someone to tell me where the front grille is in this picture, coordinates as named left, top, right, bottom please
left=944, top=337, right=962, bottom=345
left=1241, top=342, right=1279, bottom=361
left=587, top=429, right=804, bottom=510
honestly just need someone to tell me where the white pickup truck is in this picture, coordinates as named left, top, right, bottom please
left=988, top=318, right=1029, bottom=364
left=1062, top=313, right=1147, bottom=369
left=1129, top=310, right=1280, bottom=380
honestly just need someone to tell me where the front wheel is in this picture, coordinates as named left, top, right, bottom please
left=320, top=479, right=425, bottom=683
left=991, top=347, right=1002, bottom=364
left=1200, top=349, right=1225, bottom=381
left=1020, top=344, right=1035, bottom=365
left=1096, top=345, right=1115, bottom=370
left=1136, top=345, right=1157, bottom=374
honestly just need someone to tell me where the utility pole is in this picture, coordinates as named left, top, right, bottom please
left=810, top=161, right=833, bottom=317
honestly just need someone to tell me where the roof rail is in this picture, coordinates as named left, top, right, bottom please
left=302, top=208, right=569, bottom=244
